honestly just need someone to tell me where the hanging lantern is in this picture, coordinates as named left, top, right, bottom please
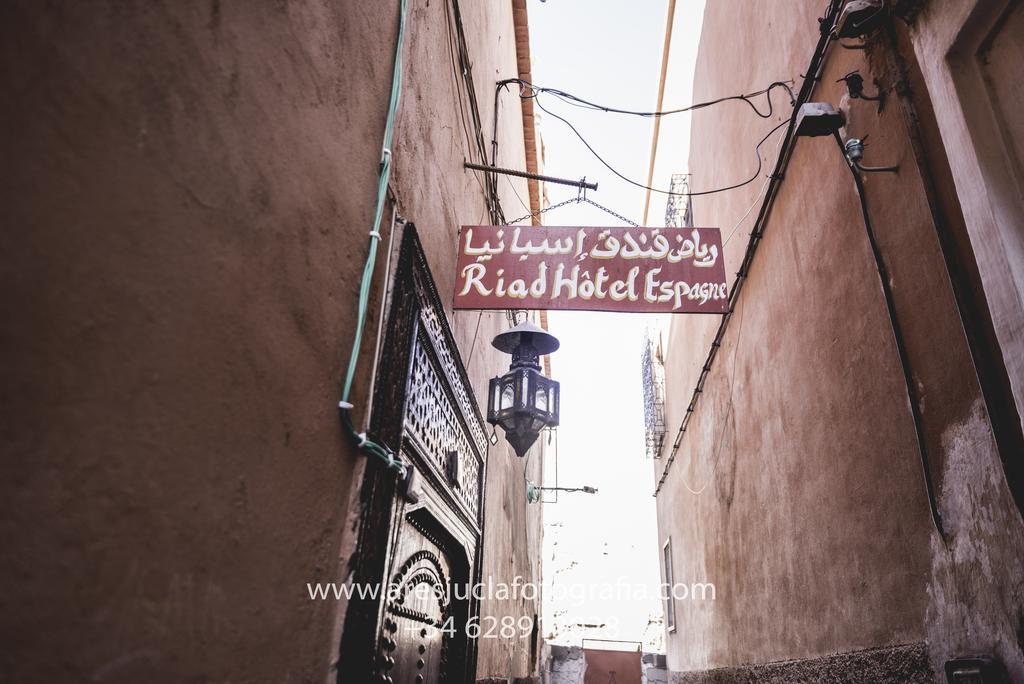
left=487, top=321, right=560, bottom=457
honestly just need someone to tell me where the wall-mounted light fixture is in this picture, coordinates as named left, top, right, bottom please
left=794, top=102, right=846, bottom=137
left=832, top=0, right=886, bottom=38
left=526, top=481, right=597, bottom=504
left=487, top=321, right=560, bottom=457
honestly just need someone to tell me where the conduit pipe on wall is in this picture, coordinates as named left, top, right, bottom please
left=363, top=201, right=403, bottom=435
left=834, top=131, right=945, bottom=539
left=338, top=0, right=408, bottom=474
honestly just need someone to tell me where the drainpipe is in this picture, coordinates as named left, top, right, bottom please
left=363, top=201, right=402, bottom=434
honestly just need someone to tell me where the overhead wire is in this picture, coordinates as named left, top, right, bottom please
left=534, top=92, right=790, bottom=198
left=719, top=104, right=793, bottom=247
left=722, top=175, right=772, bottom=247
left=510, top=78, right=795, bottom=119
left=486, top=76, right=797, bottom=220
left=505, top=173, right=532, bottom=213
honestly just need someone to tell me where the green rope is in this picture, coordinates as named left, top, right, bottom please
left=339, top=0, right=408, bottom=475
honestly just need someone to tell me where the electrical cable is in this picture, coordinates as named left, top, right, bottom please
left=722, top=175, right=772, bottom=247
left=833, top=131, right=946, bottom=540
left=465, top=309, right=485, bottom=374
left=362, top=204, right=401, bottom=435
left=505, top=173, right=532, bottom=213
left=721, top=128, right=790, bottom=246
left=446, top=0, right=505, bottom=223
left=510, top=78, right=795, bottom=119
left=534, top=93, right=790, bottom=198
left=492, top=77, right=796, bottom=202
left=338, top=0, right=408, bottom=475
left=444, top=0, right=478, bottom=173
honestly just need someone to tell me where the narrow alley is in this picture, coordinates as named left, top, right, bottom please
left=2, top=1, right=1023, bottom=683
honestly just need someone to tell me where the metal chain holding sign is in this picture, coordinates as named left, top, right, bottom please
left=581, top=197, right=639, bottom=227
left=508, top=195, right=639, bottom=227
left=507, top=196, right=583, bottom=225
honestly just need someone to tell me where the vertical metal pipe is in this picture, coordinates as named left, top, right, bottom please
left=834, top=132, right=945, bottom=540
left=363, top=201, right=401, bottom=434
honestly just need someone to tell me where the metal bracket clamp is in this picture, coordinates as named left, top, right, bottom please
left=845, top=137, right=899, bottom=173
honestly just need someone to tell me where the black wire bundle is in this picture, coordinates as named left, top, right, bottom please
left=445, top=0, right=505, bottom=223
left=538, top=98, right=790, bottom=198
left=504, top=78, right=796, bottom=197
left=508, top=78, right=795, bottom=119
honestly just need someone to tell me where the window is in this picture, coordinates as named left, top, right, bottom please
left=663, top=538, right=676, bottom=633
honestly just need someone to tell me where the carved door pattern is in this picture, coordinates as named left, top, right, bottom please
left=379, top=518, right=452, bottom=683
left=339, top=226, right=485, bottom=683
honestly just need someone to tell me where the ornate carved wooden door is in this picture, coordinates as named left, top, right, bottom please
left=340, top=226, right=486, bottom=684
left=380, top=517, right=452, bottom=683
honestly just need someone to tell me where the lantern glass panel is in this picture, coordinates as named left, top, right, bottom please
left=500, top=383, right=514, bottom=410
left=535, top=386, right=548, bottom=412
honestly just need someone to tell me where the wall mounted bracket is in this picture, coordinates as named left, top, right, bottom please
left=464, top=162, right=598, bottom=191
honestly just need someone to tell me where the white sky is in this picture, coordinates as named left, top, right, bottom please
left=527, top=0, right=707, bottom=651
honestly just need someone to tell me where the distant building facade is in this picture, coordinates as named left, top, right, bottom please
left=651, top=1, right=1024, bottom=681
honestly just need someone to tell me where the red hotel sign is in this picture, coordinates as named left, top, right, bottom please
left=454, top=225, right=729, bottom=314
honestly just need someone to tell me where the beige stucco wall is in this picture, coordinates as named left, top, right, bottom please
left=655, top=0, right=1024, bottom=680
left=0, top=1, right=543, bottom=681
left=907, top=0, right=1024, bottom=439
left=390, top=1, right=545, bottom=678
